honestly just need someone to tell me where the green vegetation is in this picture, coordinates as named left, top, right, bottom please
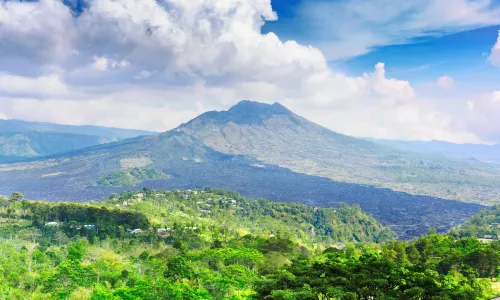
left=96, top=168, right=169, bottom=187
left=450, top=206, right=500, bottom=240
left=257, top=234, right=499, bottom=299
left=0, top=189, right=496, bottom=299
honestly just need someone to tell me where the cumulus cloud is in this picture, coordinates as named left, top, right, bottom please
left=0, top=0, right=75, bottom=70
left=0, top=95, right=200, bottom=132
left=489, top=30, right=500, bottom=67
left=436, top=75, right=455, bottom=89
left=91, top=56, right=130, bottom=71
left=0, top=73, right=70, bottom=98
left=0, top=0, right=492, bottom=143
left=466, top=91, right=500, bottom=142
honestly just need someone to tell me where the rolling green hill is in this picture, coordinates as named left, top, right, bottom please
left=449, top=205, right=500, bottom=240
left=0, top=189, right=496, bottom=299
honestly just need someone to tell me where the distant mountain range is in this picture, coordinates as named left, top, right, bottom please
left=368, top=138, right=500, bottom=163
left=0, top=101, right=491, bottom=239
left=0, top=119, right=156, bottom=161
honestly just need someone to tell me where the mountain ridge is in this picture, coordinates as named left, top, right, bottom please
left=0, top=119, right=156, bottom=139
left=0, top=119, right=157, bottom=161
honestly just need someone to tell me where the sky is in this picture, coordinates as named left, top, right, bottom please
left=0, top=0, right=500, bottom=143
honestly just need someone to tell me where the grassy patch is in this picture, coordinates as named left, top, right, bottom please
left=96, top=168, right=169, bottom=187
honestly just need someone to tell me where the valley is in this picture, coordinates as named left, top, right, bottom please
left=0, top=130, right=485, bottom=239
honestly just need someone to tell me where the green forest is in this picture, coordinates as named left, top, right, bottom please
left=450, top=205, right=500, bottom=241
left=0, top=189, right=498, bottom=299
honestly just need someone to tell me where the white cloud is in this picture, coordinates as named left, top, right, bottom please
left=91, top=56, right=130, bottom=71
left=0, top=96, right=200, bottom=132
left=466, top=91, right=500, bottom=142
left=91, top=57, right=109, bottom=71
left=489, top=30, right=500, bottom=67
left=368, top=63, right=415, bottom=102
left=0, top=0, right=75, bottom=69
left=0, top=73, right=70, bottom=98
left=134, top=70, right=155, bottom=80
left=0, top=0, right=493, bottom=143
left=436, top=75, right=455, bottom=89
left=294, top=0, right=500, bottom=60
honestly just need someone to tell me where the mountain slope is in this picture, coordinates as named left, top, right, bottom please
left=178, top=100, right=500, bottom=204
left=0, top=130, right=484, bottom=239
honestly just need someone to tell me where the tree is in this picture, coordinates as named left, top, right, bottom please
left=10, top=192, right=24, bottom=202
left=53, top=231, right=69, bottom=245
left=173, top=240, right=186, bottom=252
left=164, top=256, right=194, bottom=279
left=67, top=241, right=86, bottom=262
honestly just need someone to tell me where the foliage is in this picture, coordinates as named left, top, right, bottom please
left=256, top=234, right=499, bottom=300
left=0, top=189, right=495, bottom=299
left=96, top=168, right=169, bottom=187
left=450, top=205, right=500, bottom=240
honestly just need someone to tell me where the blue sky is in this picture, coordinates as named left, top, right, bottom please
left=343, top=25, right=500, bottom=95
left=264, top=0, right=500, bottom=91
left=0, top=0, right=500, bottom=143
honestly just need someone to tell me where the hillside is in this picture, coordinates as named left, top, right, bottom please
left=0, top=120, right=156, bottom=161
left=0, top=131, right=109, bottom=162
left=15, top=188, right=395, bottom=245
left=108, top=188, right=396, bottom=244
left=0, top=119, right=155, bottom=139
left=178, top=100, right=500, bottom=205
left=0, top=130, right=484, bottom=239
left=0, top=190, right=496, bottom=299
left=449, top=205, right=500, bottom=240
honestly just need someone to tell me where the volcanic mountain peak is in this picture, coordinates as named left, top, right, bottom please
left=228, top=100, right=292, bottom=116
left=180, top=100, right=297, bottom=129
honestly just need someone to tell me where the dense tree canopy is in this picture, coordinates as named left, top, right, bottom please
left=0, top=189, right=496, bottom=299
